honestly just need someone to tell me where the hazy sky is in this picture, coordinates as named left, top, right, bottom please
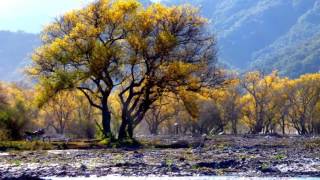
left=0, top=0, right=159, bottom=33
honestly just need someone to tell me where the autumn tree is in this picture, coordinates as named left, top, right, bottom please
left=30, top=0, right=223, bottom=140
left=0, top=84, right=6, bottom=106
left=0, top=82, right=36, bottom=140
left=117, top=4, right=222, bottom=140
left=29, top=0, right=141, bottom=139
left=210, top=78, right=243, bottom=135
left=269, top=77, right=291, bottom=135
left=144, top=96, right=179, bottom=135
left=42, top=91, right=76, bottom=134
left=312, top=103, right=320, bottom=134
left=286, top=74, right=320, bottom=135
left=241, top=71, right=280, bottom=134
left=171, top=91, right=223, bottom=136
left=0, top=83, right=9, bottom=139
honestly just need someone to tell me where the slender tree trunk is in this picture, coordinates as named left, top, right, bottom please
left=149, top=123, right=159, bottom=135
left=281, top=117, right=285, bottom=135
left=153, top=123, right=159, bottom=135
left=231, top=112, right=238, bottom=135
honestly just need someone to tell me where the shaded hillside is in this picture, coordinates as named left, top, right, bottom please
left=0, top=31, right=40, bottom=81
left=164, top=0, right=320, bottom=76
left=252, top=1, right=320, bottom=77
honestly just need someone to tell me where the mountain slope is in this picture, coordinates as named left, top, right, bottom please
left=165, top=0, right=320, bottom=76
left=0, top=31, right=40, bottom=81
left=252, top=1, right=320, bottom=77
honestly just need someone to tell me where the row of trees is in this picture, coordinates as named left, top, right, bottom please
left=1, top=71, right=320, bottom=140
left=143, top=71, right=320, bottom=136
left=0, top=82, right=98, bottom=140
left=240, top=72, right=320, bottom=135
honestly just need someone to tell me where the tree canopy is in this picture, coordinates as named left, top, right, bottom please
left=29, top=0, right=222, bottom=140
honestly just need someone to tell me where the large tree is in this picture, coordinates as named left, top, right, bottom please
left=29, top=0, right=140, bottom=138
left=117, top=4, right=222, bottom=140
left=30, top=0, right=222, bottom=140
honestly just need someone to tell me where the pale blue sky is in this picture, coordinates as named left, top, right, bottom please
left=0, top=0, right=159, bottom=33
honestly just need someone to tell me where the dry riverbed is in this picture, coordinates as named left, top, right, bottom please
left=0, top=135, right=320, bottom=179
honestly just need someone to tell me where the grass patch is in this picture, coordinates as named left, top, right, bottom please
left=0, top=141, right=53, bottom=151
left=99, top=138, right=142, bottom=148
left=304, top=139, right=320, bottom=149
left=260, top=162, right=270, bottom=171
left=0, top=138, right=143, bottom=151
left=273, top=153, right=287, bottom=160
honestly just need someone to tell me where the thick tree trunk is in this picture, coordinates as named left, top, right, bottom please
left=118, top=101, right=130, bottom=141
left=128, top=121, right=133, bottom=139
left=300, top=117, right=308, bottom=135
left=118, top=120, right=127, bottom=140
left=252, top=105, right=264, bottom=134
left=101, top=100, right=112, bottom=139
left=252, top=115, right=264, bottom=134
left=232, top=119, right=238, bottom=135
left=252, top=125, right=263, bottom=134
left=118, top=109, right=130, bottom=140
left=118, top=117, right=134, bottom=140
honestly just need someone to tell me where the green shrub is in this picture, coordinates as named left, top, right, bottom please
left=0, top=128, right=10, bottom=141
left=98, top=138, right=142, bottom=148
left=274, top=154, right=287, bottom=160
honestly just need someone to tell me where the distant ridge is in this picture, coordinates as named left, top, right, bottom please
left=0, top=31, right=40, bottom=82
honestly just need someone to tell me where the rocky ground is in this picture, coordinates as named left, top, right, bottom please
left=0, top=135, right=320, bottom=179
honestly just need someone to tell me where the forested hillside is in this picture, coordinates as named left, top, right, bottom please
left=165, top=0, right=320, bottom=76
left=252, top=1, right=320, bottom=77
